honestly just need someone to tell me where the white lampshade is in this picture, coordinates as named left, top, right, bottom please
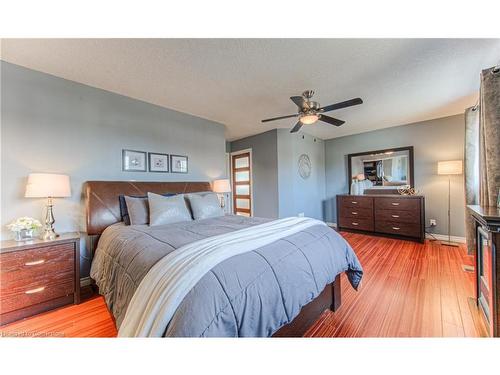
left=212, top=179, right=231, bottom=193
left=437, top=160, right=463, bottom=175
left=25, top=173, right=71, bottom=198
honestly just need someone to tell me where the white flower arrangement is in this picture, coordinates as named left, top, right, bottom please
left=7, top=217, right=43, bottom=232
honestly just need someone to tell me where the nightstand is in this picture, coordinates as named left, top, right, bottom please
left=0, top=233, right=80, bottom=326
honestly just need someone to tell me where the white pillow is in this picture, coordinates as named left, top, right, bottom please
left=187, top=193, right=224, bottom=220
left=148, top=192, right=192, bottom=226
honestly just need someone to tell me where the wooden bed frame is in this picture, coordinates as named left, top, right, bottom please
left=84, top=180, right=342, bottom=337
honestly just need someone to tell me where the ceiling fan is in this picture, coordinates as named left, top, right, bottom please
left=261, top=90, right=363, bottom=133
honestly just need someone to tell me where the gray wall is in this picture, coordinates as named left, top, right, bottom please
left=324, top=114, right=466, bottom=237
left=230, top=129, right=326, bottom=221
left=230, top=130, right=279, bottom=218
left=277, top=130, right=325, bottom=220
left=1, top=62, right=227, bottom=276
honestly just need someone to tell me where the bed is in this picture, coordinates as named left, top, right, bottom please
left=85, top=181, right=363, bottom=337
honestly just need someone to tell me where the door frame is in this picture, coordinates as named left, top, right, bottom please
left=230, top=148, right=254, bottom=216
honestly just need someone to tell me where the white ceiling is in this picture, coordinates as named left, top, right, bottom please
left=2, top=39, right=499, bottom=140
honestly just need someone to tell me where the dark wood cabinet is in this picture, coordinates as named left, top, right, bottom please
left=0, top=233, right=80, bottom=326
left=337, top=194, right=425, bottom=243
left=468, top=205, right=500, bottom=337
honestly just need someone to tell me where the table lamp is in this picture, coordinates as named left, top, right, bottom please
left=437, top=160, right=463, bottom=246
left=213, top=179, right=231, bottom=209
left=25, top=173, right=71, bottom=240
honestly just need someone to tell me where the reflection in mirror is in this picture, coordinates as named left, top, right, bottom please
left=348, top=147, right=413, bottom=195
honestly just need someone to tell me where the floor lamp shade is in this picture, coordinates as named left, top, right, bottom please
left=437, top=160, right=463, bottom=175
left=25, top=173, right=71, bottom=198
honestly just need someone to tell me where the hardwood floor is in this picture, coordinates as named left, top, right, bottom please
left=0, top=232, right=488, bottom=338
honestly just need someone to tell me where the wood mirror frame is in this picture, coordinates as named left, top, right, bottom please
left=347, top=146, right=414, bottom=195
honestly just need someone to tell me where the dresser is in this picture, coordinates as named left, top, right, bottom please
left=468, top=205, right=500, bottom=337
left=337, top=194, right=425, bottom=243
left=0, top=233, right=80, bottom=326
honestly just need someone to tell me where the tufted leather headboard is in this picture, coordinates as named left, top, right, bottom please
left=84, top=181, right=212, bottom=235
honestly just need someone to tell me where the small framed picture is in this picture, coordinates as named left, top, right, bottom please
left=170, top=155, right=188, bottom=173
left=122, top=149, right=147, bottom=172
left=149, top=153, right=169, bottom=173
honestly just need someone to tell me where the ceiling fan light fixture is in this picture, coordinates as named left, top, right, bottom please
left=300, top=114, right=319, bottom=125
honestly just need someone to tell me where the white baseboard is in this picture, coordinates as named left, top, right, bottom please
left=329, top=222, right=466, bottom=243
left=425, top=233, right=466, bottom=243
left=80, top=276, right=92, bottom=287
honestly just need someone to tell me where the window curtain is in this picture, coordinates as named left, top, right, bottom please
left=479, top=66, right=500, bottom=207
left=464, top=106, right=479, bottom=254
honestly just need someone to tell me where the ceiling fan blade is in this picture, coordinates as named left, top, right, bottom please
left=261, top=114, right=298, bottom=123
left=290, top=122, right=303, bottom=133
left=319, top=115, right=345, bottom=127
left=290, top=96, right=310, bottom=110
left=319, top=98, right=363, bottom=113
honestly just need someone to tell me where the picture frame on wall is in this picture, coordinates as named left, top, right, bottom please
left=148, top=152, right=169, bottom=173
left=122, top=149, right=147, bottom=172
left=170, top=155, right=188, bottom=173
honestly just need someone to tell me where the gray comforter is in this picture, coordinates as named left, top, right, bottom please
left=90, top=215, right=363, bottom=337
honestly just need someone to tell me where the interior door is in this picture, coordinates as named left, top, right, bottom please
left=231, top=152, right=252, bottom=217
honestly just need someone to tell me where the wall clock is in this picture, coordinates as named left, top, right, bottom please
left=298, top=154, right=312, bottom=179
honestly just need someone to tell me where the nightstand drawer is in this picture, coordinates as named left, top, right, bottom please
left=0, top=271, right=74, bottom=314
left=0, top=243, right=74, bottom=285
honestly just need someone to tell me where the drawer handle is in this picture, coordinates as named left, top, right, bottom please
left=392, top=227, right=401, bottom=230
left=352, top=222, right=359, bottom=226
left=391, top=202, right=400, bottom=206
left=25, top=259, right=46, bottom=266
left=351, top=201, right=358, bottom=204
left=391, top=215, right=400, bottom=218
left=351, top=212, right=358, bottom=215
left=25, top=286, right=45, bottom=294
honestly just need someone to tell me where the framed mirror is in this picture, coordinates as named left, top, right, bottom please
left=347, top=146, right=414, bottom=195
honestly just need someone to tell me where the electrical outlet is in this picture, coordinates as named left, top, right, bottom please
left=298, top=212, right=305, bottom=217
left=429, top=219, right=437, bottom=227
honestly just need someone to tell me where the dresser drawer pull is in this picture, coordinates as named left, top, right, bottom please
left=391, top=215, right=400, bottom=218
left=351, top=212, right=358, bottom=215
left=392, top=227, right=401, bottom=230
left=391, top=202, right=400, bottom=206
left=351, top=201, right=358, bottom=204
left=24, top=259, right=46, bottom=266
left=352, top=222, right=359, bottom=226
left=25, top=286, right=45, bottom=294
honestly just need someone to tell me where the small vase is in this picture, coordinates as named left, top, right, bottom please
left=13, top=229, right=35, bottom=242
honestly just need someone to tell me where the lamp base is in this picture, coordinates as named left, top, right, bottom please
left=42, top=229, right=59, bottom=241
left=440, top=240, right=459, bottom=247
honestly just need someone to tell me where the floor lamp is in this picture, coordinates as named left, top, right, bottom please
left=437, top=160, right=463, bottom=247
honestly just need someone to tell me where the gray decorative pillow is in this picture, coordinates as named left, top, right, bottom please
left=124, top=196, right=149, bottom=225
left=187, top=192, right=224, bottom=220
left=148, top=192, right=192, bottom=226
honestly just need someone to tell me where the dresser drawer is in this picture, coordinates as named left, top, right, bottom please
left=375, top=220, right=421, bottom=238
left=375, top=209, right=420, bottom=224
left=339, top=196, right=373, bottom=209
left=339, top=207, right=373, bottom=220
left=374, top=197, right=420, bottom=211
left=0, top=243, right=74, bottom=286
left=339, top=217, right=374, bottom=231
